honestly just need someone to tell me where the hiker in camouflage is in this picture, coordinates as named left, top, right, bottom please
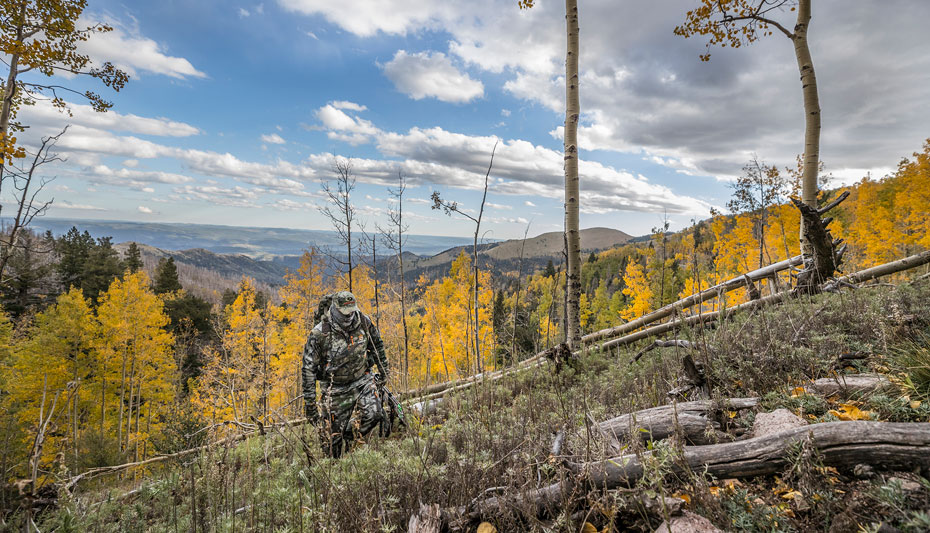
left=302, top=291, right=389, bottom=458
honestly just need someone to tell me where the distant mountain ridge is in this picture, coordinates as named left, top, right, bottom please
left=411, top=227, right=633, bottom=270
left=25, top=219, right=635, bottom=292
left=25, top=218, right=476, bottom=259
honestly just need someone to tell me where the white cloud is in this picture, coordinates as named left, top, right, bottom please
left=174, top=184, right=263, bottom=208
left=80, top=15, right=207, bottom=79
left=524, top=200, right=536, bottom=207
left=22, top=99, right=200, bottom=137
left=90, top=165, right=194, bottom=191
left=270, top=198, right=315, bottom=211
left=331, top=101, right=367, bottom=111
left=123, top=159, right=139, bottom=167
left=138, top=206, right=154, bottom=214
left=383, top=50, right=483, bottom=104
left=238, top=7, right=250, bottom=17
left=281, top=0, right=930, bottom=184
left=314, top=104, right=380, bottom=145
left=277, top=0, right=454, bottom=37
left=57, top=200, right=106, bottom=211
left=501, top=109, right=511, bottom=117
left=485, top=202, right=512, bottom=210
left=261, top=133, right=286, bottom=144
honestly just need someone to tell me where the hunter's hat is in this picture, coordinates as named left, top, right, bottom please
left=332, top=291, right=359, bottom=314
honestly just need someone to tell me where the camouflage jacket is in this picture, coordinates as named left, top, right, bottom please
left=302, top=313, right=387, bottom=401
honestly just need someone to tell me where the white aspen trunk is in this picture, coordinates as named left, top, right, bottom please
left=563, top=0, right=582, bottom=351
left=792, top=0, right=821, bottom=259
left=117, top=349, right=128, bottom=452
left=0, top=5, right=25, bottom=140
left=398, top=219, right=410, bottom=391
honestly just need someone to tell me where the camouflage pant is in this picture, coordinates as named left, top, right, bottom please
left=319, top=375, right=382, bottom=458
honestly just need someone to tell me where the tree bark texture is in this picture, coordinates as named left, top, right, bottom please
left=467, top=422, right=930, bottom=522
left=563, top=0, right=582, bottom=351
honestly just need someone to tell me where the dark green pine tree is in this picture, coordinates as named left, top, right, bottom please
left=544, top=259, right=556, bottom=278
left=491, top=289, right=507, bottom=335
left=588, top=251, right=597, bottom=263
left=0, top=231, right=56, bottom=318
left=55, top=227, right=95, bottom=291
left=81, top=237, right=125, bottom=303
left=124, top=242, right=143, bottom=273
left=153, top=257, right=183, bottom=294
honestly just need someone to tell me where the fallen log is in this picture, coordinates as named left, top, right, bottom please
left=582, top=256, right=803, bottom=345
left=630, top=339, right=697, bottom=365
left=596, top=373, right=888, bottom=446
left=602, top=291, right=790, bottom=351
left=598, top=398, right=760, bottom=446
left=823, top=250, right=930, bottom=292
left=803, top=373, right=891, bottom=397
left=602, top=250, right=930, bottom=351
left=465, top=421, right=930, bottom=522
left=63, top=417, right=307, bottom=491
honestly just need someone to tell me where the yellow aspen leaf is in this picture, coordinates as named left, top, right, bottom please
left=780, top=490, right=802, bottom=500
left=728, top=410, right=737, bottom=419
left=790, top=386, right=806, bottom=397
left=673, top=493, right=692, bottom=504
left=477, top=523, right=497, bottom=533
left=910, top=400, right=922, bottom=409
left=580, top=523, right=597, bottom=533
left=828, top=403, right=873, bottom=421
left=708, top=486, right=720, bottom=496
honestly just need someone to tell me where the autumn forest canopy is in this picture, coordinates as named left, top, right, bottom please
left=1, top=0, right=930, bottom=531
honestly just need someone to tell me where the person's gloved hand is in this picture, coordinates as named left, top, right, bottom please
left=305, top=403, right=319, bottom=423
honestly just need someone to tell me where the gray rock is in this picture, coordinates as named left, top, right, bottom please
left=751, top=408, right=807, bottom=438
left=654, top=511, right=722, bottom=533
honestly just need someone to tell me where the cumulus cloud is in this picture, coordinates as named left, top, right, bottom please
left=21, top=99, right=200, bottom=137
left=174, top=184, right=263, bottom=208
left=314, top=104, right=380, bottom=145
left=277, top=0, right=454, bottom=36
left=138, top=206, right=154, bottom=214
left=524, top=200, right=536, bottom=207
left=283, top=0, right=930, bottom=182
left=383, top=50, right=483, bottom=103
left=311, top=123, right=710, bottom=215
left=261, top=133, right=286, bottom=144
left=90, top=165, right=194, bottom=190
left=80, top=15, right=206, bottom=79
left=331, top=101, right=367, bottom=111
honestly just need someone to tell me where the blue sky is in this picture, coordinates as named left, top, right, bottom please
left=12, top=0, right=930, bottom=240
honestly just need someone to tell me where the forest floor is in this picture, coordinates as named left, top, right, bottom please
left=20, top=279, right=930, bottom=532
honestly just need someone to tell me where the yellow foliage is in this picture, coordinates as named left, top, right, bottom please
left=620, top=260, right=652, bottom=321
left=828, top=403, right=872, bottom=421
left=95, top=272, right=176, bottom=455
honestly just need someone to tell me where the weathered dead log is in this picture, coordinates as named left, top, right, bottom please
left=63, top=418, right=307, bottom=490
left=465, top=421, right=930, bottom=522
left=823, top=250, right=930, bottom=292
left=407, top=503, right=442, bottom=533
left=597, top=372, right=887, bottom=446
left=602, top=291, right=791, bottom=351
left=604, top=250, right=930, bottom=351
left=630, top=339, right=697, bottom=365
left=582, top=255, right=803, bottom=345
left=401, top=351, right=548, bottom=401
left=598, top=398, right=759, bottom=446
left=803, top=373, right=891, bottom=397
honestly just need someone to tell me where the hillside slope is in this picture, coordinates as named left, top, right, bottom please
left=37, top=281, right=930, bottom=532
